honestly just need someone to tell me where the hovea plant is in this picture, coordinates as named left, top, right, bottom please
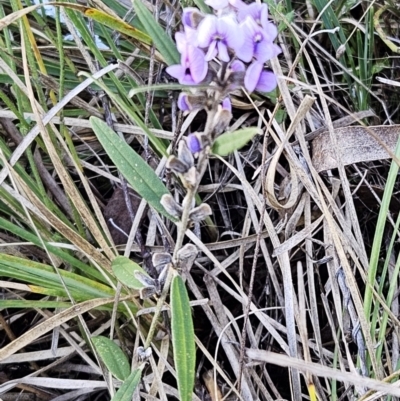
left=90, top=1, right=280, bottom=400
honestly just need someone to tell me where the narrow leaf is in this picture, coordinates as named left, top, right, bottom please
left=133, top=0, right=180, bottom=65
left=92, top=336, right=130, bottom=381
left=192, top=0, right=211, bottom=13
left=84, top=8, right=152, bottom=45
left=90, top=117, right=175, bottom=220
left=112, top=256, right=148, bottom=289
left=171, top=274, right=196, bottom=401
left=212, top=127, right=260, bottom=156
left=111, top=369, right=142, bottom=401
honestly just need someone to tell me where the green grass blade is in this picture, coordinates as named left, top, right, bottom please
left=0, top=300, right=72, bottom=309
left=364, top=136, right=400, bottom=325
left=133, top=0, right=180, bottom=66
left=0, top=253, right=115, bottom=300
left=171, top=274, right=196, bottom=401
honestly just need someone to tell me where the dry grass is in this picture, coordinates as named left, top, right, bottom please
left=0, top=0, right=400, bottom=400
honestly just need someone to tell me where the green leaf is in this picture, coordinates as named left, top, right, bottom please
left=171, top=274, right=196, bottom=401
left=112, top=256, right=148, bottom=289
left=83, top=8, right=152, bottom=45
left=212, top=127, right=260, bottom=156
left=111, top=369, right=142, bottom=401
left=90, top=117, right=175, bottom=220
left=133, top=0, right=180, bottom=66
left=92, top=336, right=130, bottom=381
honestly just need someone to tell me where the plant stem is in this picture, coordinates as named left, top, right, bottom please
left=143, top=98, right=219, bottom=349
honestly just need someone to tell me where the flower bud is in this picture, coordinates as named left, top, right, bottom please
left=187, top=133, right=203, bottom=153
left=178, top=92, right=208, bottom=112
left=212, top=106, right=232, bottom=135
left=177, top=244, right=198, bottom=262
left=177, top=93, right=191, bottom=112
left=221, top=97, right=232, bottom=112
left=160, top=194, right=183, bottom=218
left=178, top=140, right=194, bottom=169
left=177, top=244, right=198, bottom=275
left=137, top=346, right=152, bottom=361
left=166, top=155, right=190, bottom=174
left=134, top=270, right=155, bottom=288
left=152, top=252, right=172, bottom=273
left=189, top=203, right=212, bottom=223
left=182, top=7, right=205, bottom=29
left=139, top=286, right=158, bottom=299
left=183, top=166, right=197, bottom=189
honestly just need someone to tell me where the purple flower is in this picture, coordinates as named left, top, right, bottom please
left=238, top=3, right=269, bottom=30
left=197, top=15, right=243, bottom=62
left=244, top=62, right=277, bottom=93
left=236, top=16, right=281, bottom=63
left=166, top=45, right=208, bottom=85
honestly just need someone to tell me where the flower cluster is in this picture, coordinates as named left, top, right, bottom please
left=166, top=1, right=281, bottom=96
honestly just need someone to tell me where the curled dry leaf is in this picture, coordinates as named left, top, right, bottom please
left=312, top=125, right=400, bottom=172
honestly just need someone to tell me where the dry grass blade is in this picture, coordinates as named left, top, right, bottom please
left=0, top=297, right=128, bottom=361
left=245, top=350, right=400, bottom=398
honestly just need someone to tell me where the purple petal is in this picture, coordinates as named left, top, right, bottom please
left=178, top=93, right=191, bottom=111
left=256, top=70, right=277, bottom=92
left=235, top=18, right=259, bottom=62
left=260, top=4, right=269, bottom=30
left=263, top=22, right=278, bottom=41
left=184, top=26, right=199, bottom=47
left=205, top=40, right=217, bottom=61
left=229, top=0, right=246, bottom=10
left=197, top=15, right=217, bottom=48
left=230, top=59, right=245, bottom=72
left=242, top=15, right=260, bottom=37
left=271, top=44, right=282, bottom=57
left=187, top=134, right=202, bottom=153
left=244, top=62, right=263, bottom=93
left=175, top=32, right=187, bottom=54
left=221, top=97, right=232, bottom=112
left=166, top=64, right=186, bottom=82
left=218, top=16, right=243, bottom=50
left=187, top=45, right=208, bottom=83
left=217, top=41, right=230, bottom=62
left=181, top=74, right=196, bottom=85
left=182, top=7, right=198, bottom=28
left=236, top=31, right=255, bottom=62
left=254, top=39, right=275, bottom=62
left=237, top=3, right=261, bottom=22
left=205, top=0, right=228, bottom=10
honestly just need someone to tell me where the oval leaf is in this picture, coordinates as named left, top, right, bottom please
left=92, top=336, right=130, bottom=381
left=212, top=127, right=260, bottom=156
left=112, top=256, right=148, bottom=289
left=171, top=274, right=196, bottom=401
left=111, top=369, right=142, bottom=401
left=133, top=0, right=179, bottom=66
left=90, top=117, right=175, bottom=220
